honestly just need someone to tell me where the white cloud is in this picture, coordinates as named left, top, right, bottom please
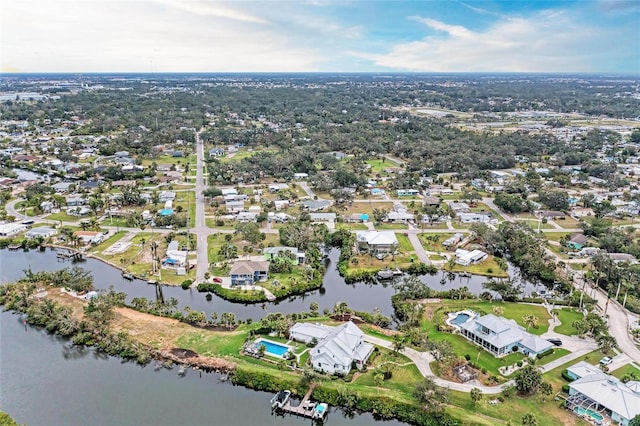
left=365, top=10, right=618, bottom=72
left=0, top=0, right=323, bottom=72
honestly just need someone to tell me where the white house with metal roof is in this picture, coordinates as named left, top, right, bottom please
left=567, top=367, right=640, bottom=425
left=289, top=322, right=374, bottom=375
left=458, top=314, right=552, bottom=357
left=355, top=231, right=399, bottom=254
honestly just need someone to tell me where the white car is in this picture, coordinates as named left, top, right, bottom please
left=599, top=357, right=613, bottom=366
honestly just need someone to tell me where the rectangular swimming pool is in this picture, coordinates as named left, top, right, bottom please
left=257, top=339, right=290, bottom=357
left=574, top=407, right=603, bottom=422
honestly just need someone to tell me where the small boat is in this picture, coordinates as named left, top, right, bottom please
left=392, top=268, right=403, bottom=276
left=312, top=403, right=328, bottom=419
left=147, top=279, right=157, bottom=285
left=377, top=269, right=394, bottom=280
left=8, top=244, right=21, bottom=250
left=122, top=272, right=134, bottom=280
left=271, top=390, right=291, bottom=410
left=178, top=366, right=186, bottom=377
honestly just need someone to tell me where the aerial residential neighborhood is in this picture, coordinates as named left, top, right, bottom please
left=1, top=72, right=640, bottom=426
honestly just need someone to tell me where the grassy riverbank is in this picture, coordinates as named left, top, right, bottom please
left=0, top=273, right=593, bottom=426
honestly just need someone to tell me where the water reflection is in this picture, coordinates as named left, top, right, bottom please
left=1, top=248, right=542, bottom=322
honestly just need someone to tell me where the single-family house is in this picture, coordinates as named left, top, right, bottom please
left=236, top=211, right=258, bottom=222
left=66, top=196, right=87, bottom=207
left=449, top=202, right=471, bottom=213
left=230, top=260, right=270, bottom=286
left=25, top=227, right=57, bottom=239
left=302, top=200, right=331, bottom=211
left=535, top=210, right=566, bottom=220
left=455, top=249, right=488, bottom=266
left=355, top=231, right=398, bottom=254
left=566, top=367, right=640, bottom=426
left=74, top=231, right=103, bottom=245
left=309, top=212, right=336, bottom=223
left=396, top=189, right=420, bottom=197
left=290, top=321, right=374, bottom=375
left=443, top=233, right=464, bottom=248
left=386, top=211, right=414, bottom=223
left=293, top=173, right=309, bottom=180
left=458, top=314, right=553, bottom=357
left=607, top=253, right=638, bottom=264
left=226, top=200, right=245, bottom=213
left=567, top=233, right=588, bottom=250
left=159, top=191, right=176, bottom=202
left=264, top=246, right=305, bottom=264
left=162, top=240, right=187, bottom=268
left=209, top=148, right=225, bottom=157
left=458, top=212, right=495, bottom=224
left=423, top=196, right=441, bottom=207
left=0, top=222, right=27, bottom=237
left=269, top=183, right=289, bottom=193
left=273, top=200, right=290, bottom=211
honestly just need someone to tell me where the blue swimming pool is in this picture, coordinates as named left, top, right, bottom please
left=257, top=339, right=290, bottom=357
left=452, top=313, right=470, bottom=325
left=574, top=407, right=603, bottom=422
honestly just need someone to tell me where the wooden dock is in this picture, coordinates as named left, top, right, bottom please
left=279, top=385, right=319, bottom=419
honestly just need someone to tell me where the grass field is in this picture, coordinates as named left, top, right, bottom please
left=553, top=308, right=583, bottom=336
left=610, top=363, right=640, bottom=380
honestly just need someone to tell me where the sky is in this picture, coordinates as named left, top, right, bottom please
left=1, top=0, right=639, bottom=74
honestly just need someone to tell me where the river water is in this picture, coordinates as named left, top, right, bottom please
left=0, top=310, right=403, bottom=426
left=0, top=248, right=541, bottom=322
left=0, top=248, right=541, bottom=425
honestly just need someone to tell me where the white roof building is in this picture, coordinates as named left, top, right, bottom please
left=455, top=249, right=488, bottom=266
left=290, top=321, right=374, bottom=376
left=459, top=314, right=552, bottom=357
left=567, top=369, right=640, bottom=425
left=0, top=222, right=27, bottom=237
left=355, top=231, right=398, bottom=252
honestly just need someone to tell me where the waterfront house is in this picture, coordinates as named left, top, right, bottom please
left=454, top=249, right=487, bottom=266
left=25, top=227, right=57, bottom=239
left=566, top=365, right=640, bottom=425
left=290, top=321, right=374, bottom=375
left=230, top=260, right=270, bottom=286
left=355, top=231, right=398, bottom=254
left=263, top=246, right=305, bottom=264
left=73, top=231, right=103, bottom=245
left=458, top=314, right=552, bottom=357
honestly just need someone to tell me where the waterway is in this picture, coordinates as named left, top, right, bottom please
left=0, top=248, right=541, bottom=321
left=0, top=310, right=403, bottom=426
left=0, top=248, right=542, bottom=425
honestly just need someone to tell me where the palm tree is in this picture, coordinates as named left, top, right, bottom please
left=522, top=315, right=539, bottom=331
left=493, top=306, right=504, bottom=316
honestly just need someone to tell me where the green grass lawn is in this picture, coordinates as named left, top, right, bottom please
left=447, top=256, right=509, bottom=278
left=610, top=363, right=640, bottom=380
left=542, top=232, right=572, bottom=242
left=335, top=223, right=369, bottom=231
left=395, top=233, right=414, bottom=253
left=417, top=233, right=452, bottom=251
left=553, top=309, right=583, bottom=336
left=175, top=325, right=254, bottom=357
left=376, top=223, right=408, bottom=230
left=538, top=348, right=571, bottom=365
left=45, top=211, right=83, bottom=223
left=90, top=231, right=127, bottom=253
left=424, top=301, right=552, bottom=336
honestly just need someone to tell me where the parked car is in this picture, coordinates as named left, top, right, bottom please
left=213, top=277, right=223, bottom=283
left=599, top=356, right=613, bottom=366
left=547, top=338, right=562, bottom=347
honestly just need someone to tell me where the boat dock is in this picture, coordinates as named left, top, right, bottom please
left=273, top=385, right=327, bottom=422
